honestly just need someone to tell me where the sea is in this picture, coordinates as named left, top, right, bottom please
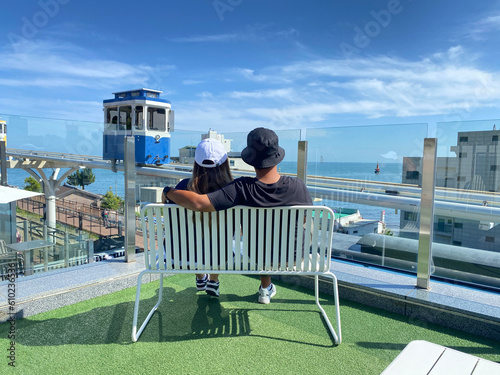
left=5, top=161, right=403, bottom=232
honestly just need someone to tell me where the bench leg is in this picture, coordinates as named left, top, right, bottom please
left=314, top=274, right=342, bottom=345
left=132, top=272, right=165, bottom=342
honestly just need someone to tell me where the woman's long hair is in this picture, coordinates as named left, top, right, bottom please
left=187, top=159, right=233, bottom=194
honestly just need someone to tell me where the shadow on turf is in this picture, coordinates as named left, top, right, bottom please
left=4, top=285, right=337, bottom=348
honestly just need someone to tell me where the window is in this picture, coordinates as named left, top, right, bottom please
left=106, top=107, right=118, bottom=126
left=437, top=218, right=445, bottom=232
left=454, top=222, right=463, bottom=229
left=485, top=236, right=495, bottom=243
left=452, top=241, right=462, bottom=246
left=459, top=136, right=468, bottom=142
left=119, top=106, right=132, bottom=129
left=491, top=165, right=498, bottom=171
left=493, top=135, right=498, bottom=142
left=457, top=176, right=465, bottom=181
left=404, top=212, right=418, bottom=221
left=135, top=106, right=143, bottom=130
left=406, top=171, right=420, bottom=180
left=459, top=152, right=467, bottom=158
left=147, top=107, right=166, bottom=131
left=444, top=177, right=454, bottom=187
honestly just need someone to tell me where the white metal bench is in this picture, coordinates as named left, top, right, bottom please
left=132, top=204, right=342, bottom=344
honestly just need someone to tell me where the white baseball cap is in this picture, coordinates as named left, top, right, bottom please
left=194, top=138, right=228, bottom=168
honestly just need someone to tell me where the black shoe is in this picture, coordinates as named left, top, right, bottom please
left=196, top=274, right=208, bottom=291
left=206, top=280, right=220, bottom=297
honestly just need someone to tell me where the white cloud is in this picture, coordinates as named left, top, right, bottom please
left=0, top=40, right=175, bottom=88
left=232, top=47, right=500, bottom=121
left=2, top=38, right=500, bottom=133
left=170, top=26, right=297, bottom=43
left=229, top=88, right=296, bottom=101
left=156, top=45, right=500, bottom=132
left=171, top=33, right=242, bottom=43
left=381, top=151, right=399, bottom=160
left=466, top=14, right=500, bottom=39
left=183, top=79, right=205, bottom=85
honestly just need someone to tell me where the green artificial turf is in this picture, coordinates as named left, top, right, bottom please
left=1, top=274, right=499, bottom=374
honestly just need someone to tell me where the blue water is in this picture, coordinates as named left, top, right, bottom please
left=5, top=161, right=403, bottom=232
left=7, top=168, right=125, bottom=196
left=280, top=162, right=403, bottom=233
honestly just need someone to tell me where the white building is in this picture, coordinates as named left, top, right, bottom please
left=400, top=128, right=500, bottom=251
left=180, top=129, right=252, bottom=171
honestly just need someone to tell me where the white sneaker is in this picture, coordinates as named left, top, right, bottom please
left=258, top=283, right=276, bottom=304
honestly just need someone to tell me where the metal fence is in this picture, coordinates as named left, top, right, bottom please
left=17, top=197, right=124, bottom=238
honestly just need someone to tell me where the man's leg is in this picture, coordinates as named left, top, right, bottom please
left=260, top=276, right=271, bottom=288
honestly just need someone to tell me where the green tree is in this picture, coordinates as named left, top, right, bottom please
left=101, top=188, right=124, bottom=211
left=24, top=176, right=43, bottom=192
left=67, top=168, right=96, bottom=190
left=384, top=228, right=394, bottom=236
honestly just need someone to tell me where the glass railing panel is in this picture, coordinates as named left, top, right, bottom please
left=0, top=114, right=104, bottom=156
left=434, top=119, right=500, bottom=290
left=306, top=123, right=429, bottom=273
left=0, top=114, right=112, bottom=278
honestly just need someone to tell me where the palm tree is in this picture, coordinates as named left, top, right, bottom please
left=67, top=168, right=96, bottom=190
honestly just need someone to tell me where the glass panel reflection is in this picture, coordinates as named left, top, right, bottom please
left=307, top=123, right=428, bottom=274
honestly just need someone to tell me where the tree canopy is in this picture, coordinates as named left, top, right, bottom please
left=23, top=176, right=43, bottom=192
left=101, top=188, right=124, bottom=211
left=67, top=168, right=96, bottom=190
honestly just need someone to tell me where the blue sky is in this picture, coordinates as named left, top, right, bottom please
left=1, top=0, right=500, bottom=134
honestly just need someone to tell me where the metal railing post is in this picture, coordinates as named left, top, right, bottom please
left=297, top=140, right=308, bottom=183
left=416, top=138, right=438, bottom=289
left=124, top=136, right=136, bottom=263
left=64, top=231, right=70, bottom=268
left=0, top=140, right=7, bottom=186
left=23, top=220, right=29, bottom=242
left=88, top=239, right=94, bottom=264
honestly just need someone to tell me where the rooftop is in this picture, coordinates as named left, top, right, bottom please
left=1, top=116, right=500, bottom=373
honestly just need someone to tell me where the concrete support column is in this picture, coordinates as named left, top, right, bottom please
left=28, top=166, right=78, bottom=230
left=45, top=193, right=57, bottom=229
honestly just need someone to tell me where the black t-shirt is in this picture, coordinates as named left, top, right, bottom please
left=207, top=175, right=312, bottom=211
left=175, top=178, right=189, bottom=190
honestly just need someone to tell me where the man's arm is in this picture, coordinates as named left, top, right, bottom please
left=163, top=188, right=215, bottom=212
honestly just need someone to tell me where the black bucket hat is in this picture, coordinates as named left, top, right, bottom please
left=241, top=127, right=285, bottom=168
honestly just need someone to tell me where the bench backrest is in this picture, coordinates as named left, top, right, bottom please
left=141, top=204, right=334, bottom=273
